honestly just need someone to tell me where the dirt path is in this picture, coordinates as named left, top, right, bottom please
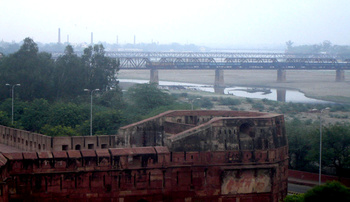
left=119, top=69, right=350, bottom=102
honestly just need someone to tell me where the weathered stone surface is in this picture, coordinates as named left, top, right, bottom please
left=0, top=110, right=288, bottom=201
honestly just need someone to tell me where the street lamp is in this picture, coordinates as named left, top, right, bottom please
left=190, top=98, right=201, bottom=110
left=318, top=107, right=330, bottom=185
left=6, top=83, right=20, bottom=125
left=84, top=88, right=100, bottom=136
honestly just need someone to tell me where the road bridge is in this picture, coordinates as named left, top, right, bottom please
left=51, top=51, right=350, bottom=86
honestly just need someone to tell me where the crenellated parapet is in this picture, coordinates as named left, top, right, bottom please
left=0, top=110, right=289, bottom=201
left=0, top=145, right=288, bottom=201
left=0, top=125, right=117, bottom=152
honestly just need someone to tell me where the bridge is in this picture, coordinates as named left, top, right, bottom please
left=52, top=51, right=350, bottom=86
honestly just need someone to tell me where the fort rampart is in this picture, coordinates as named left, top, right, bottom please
left=0, top=126, right=116, bottom=152
left=0, top=145, right=288, bottom=201
left=0, top=110, right=288, bottom=201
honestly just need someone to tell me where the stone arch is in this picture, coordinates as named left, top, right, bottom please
left=238, top=121, right=255, bottom=150
left=75, top=144, right=81, bottom=150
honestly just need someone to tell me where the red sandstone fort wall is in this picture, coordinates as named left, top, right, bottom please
left=0, top=125, right=116, bottom=152
left=0, top=146, right=288, bottom=201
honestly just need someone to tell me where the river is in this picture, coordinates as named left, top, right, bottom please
left=118, top=79, right=332, bottom=104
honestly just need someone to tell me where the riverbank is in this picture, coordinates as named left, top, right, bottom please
left=118, top=69, right=350, bottom=103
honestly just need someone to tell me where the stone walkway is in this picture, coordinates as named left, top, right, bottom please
left=0, top=143, right=23, bottom=153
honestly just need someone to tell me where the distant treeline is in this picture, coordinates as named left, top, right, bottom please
left=286, top=40, right=350, bottom=57
left=0, top=40, right=203, bottom=55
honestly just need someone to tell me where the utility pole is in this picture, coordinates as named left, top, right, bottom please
left=6, top=84, right=21, bottom=125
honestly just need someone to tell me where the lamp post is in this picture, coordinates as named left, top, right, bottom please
left=318, top=107, right=330, bottom=185
left=190, top=98, right=201, bottom=110
left=6, top=83, right=20, bottom=125
left=84, top=88, right=100, bottom=136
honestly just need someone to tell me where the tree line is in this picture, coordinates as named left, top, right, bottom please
left=285, top=40, right=350, bottom=56
left=0, top=38, right=187, bottom=136
left=0, top=37, right=119, bottom=101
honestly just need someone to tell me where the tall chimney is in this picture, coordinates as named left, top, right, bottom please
left=67, top=35, right=69, bottom=43
left=58, top=28, right=61, bottom=43
left=91, top=32, right=93, bottom=44
left=134, top=35, right=136, bottom=45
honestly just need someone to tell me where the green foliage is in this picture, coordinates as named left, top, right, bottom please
left=19, top=99, right=50, bottom=131
left=218, top=97, right=241, bottom=106
left=96, top=88, right=124, bottom=109
left=81, top=44, right=120, bottom=90
left=92, top=110, right=124, bottom=135
left=41, top=125, right=77, bottom=137
left=0, top=111, right=10, bottom=125
left=286, top=118, right=317, bottom=171
left=53, top=45, right=87, bottom=99
left=307, top=124, right=350, bottom=177
left=47, top=102, right=89, bottom=128
left=245, top=97, right=254, bottom=103
left=284, top=181, right=350, bottom=202
left=126, top=83, right=175, bottom=115
left=286, top=40, right=350, bottom=57
left=252, top=102, right=265, bottom=111
left=198, top=97, right=213, bottom=109
left=303, top=181, right=350, bottom=202
left=0, top=38, right=120, bottom=102
left=283, top=194, right=304, bottom=202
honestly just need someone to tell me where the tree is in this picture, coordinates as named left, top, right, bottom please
left=286, top=118, right=316, bottom=171
left=53, top=45, right=86, bottom=99
left=0, top=38, right=55, bottom=101
left=322, top=40, right=332, bottom=53
left=283, top=181, right=350, bottom=202
left=126, top=83, right=175, bottom=115
left=307, top=124, right=350, bottom=177
left=303, top=181, right=350, bottom=202
left=286, top=40, right=294, bottom=52
left=81, top=44, right=119, bottom=91
left=46, top=102, right=89, bottom=128
left=18, top=99, right=50, bottom=131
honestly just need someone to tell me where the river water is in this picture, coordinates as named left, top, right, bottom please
left=118, top=79, right=331, bottom=104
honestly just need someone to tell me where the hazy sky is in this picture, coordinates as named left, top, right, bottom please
left=1, top=0, right=350, bottom=47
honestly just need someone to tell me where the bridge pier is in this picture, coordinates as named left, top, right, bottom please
left=277, top=89, right=286, bottom=102
left=214, top=69, right=225, bottom=87
left=150, top=69, right=159, bottom=84
left=336, top=69, right=345, bottom=82
left=277, top=69, right=286, bottom=83
left=214, top=69, right=225, bottom=94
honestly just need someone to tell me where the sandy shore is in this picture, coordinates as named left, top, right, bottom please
left=118, top=69, right=350, bottom=103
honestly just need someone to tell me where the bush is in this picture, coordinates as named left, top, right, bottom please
left=218, top=97, right=241, bottom=106
left=199, top=98, right=213, bottom=109
left=303, top=181, right=350, bottom=202
left=252, top=102, right=265, bottom=111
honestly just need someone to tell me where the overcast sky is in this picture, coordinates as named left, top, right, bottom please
left=1, top=0, right=349, bottom=47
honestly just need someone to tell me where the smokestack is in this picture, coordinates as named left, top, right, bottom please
left=58, top=28, right=61, bottom=44
left=91, top=32, right=93, bottom=44
left=134, top=35, right=136, bottom=45
left=67, top=35, right=69, bottom=43
left=116, top=35, right=118, bottom=45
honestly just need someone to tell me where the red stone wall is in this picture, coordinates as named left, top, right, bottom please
left=0, top=125, right=116, bottom=152
left=0, top=146, right=288, bottom=201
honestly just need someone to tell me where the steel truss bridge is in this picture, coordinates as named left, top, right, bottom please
left=52, top=51, right=350, bottom=70
left=105, top=52, right=350, bottom=70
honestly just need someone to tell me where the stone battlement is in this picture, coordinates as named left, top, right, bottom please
left=0, top=145, right=288, bottom=201
left=0, top=110, right=289, bottom=201
left=0, top=125, right=116, bottom=152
